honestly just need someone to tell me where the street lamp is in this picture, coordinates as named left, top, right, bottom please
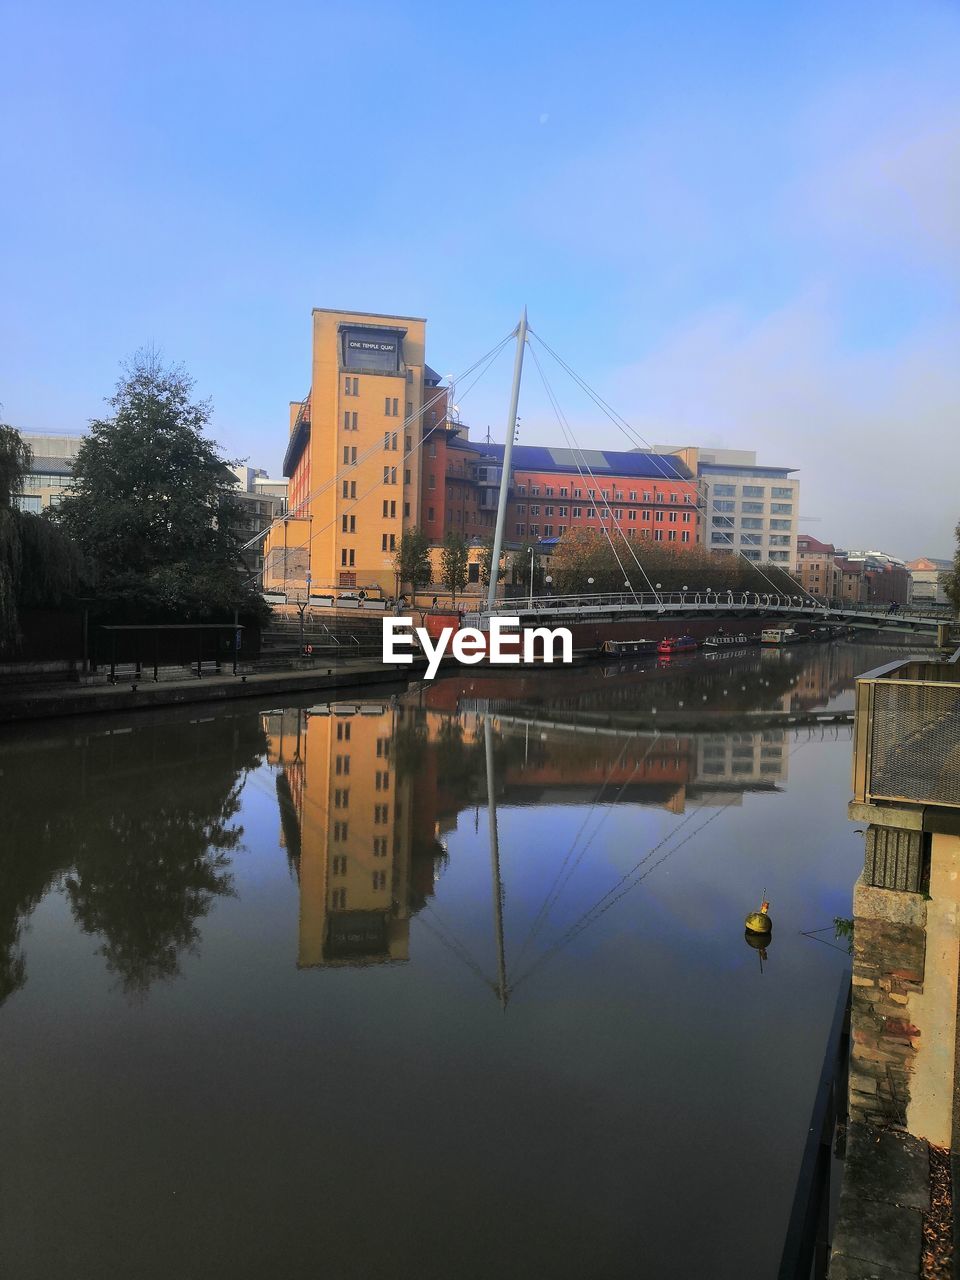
left=527, top=546, right=535, bottom=610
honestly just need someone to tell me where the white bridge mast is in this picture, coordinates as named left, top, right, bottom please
left=485, top=307, right=528, bottom=614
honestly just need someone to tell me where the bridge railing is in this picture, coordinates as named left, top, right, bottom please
left=463, top=590, right=949, bottom=626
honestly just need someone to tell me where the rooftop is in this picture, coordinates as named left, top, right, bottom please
left=450, top=438, right=693, bottom=481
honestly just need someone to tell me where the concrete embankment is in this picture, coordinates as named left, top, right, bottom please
left=0, top=659, right=430, bottom=725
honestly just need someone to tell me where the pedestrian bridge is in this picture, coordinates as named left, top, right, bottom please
left=463, top=590, right=953, bottom=635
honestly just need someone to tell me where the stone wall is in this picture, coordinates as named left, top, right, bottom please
left=849, top=879, right=927, bottom=1130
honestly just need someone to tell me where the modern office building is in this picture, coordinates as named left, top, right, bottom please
left=664, top=447, right=799, bottom=567
left=12, top=430, right=85, bottom=511
left=263, top=308, right=437, bottom=594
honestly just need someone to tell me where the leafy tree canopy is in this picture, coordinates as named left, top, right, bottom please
left=546, top=529, right=804, bottom=597
left=394, top=526, right=431, bottom=593
left=54, top=352, right=264, bottom=621
left=440, top=531, right=469, bottom=604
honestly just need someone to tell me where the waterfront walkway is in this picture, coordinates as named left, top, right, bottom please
left=0, top=658, right=426, bottom=725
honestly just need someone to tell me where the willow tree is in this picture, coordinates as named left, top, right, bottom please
left=0, top=425, right=31, bottom=644
left=0, top=426, right=84, bottom=648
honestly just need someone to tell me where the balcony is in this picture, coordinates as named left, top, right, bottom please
left=853, top=652, right=960, bottom=809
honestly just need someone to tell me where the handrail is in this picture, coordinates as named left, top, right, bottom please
left=777, top=976, right=851, bottom=1279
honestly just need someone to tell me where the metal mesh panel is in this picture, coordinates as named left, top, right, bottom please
left=869, top=680, right=960, bottom=808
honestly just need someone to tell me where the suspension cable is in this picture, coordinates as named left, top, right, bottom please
left=529, top=340, right=664, bottom=604
left=527, top=329, right=819, bottom=606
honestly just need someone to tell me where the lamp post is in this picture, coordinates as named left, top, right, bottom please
left=527, top=546, right=535, bottom=610
left=545, top=574, right=553, bottom=605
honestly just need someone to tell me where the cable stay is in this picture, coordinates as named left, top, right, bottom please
left=513, top=730, right=661, bottom=972
left=526, top=328, right=819, bottom=608
left=528, top=340, right=663, bottom=605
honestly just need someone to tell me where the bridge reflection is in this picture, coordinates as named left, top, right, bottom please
left=261, top=646, right=861, bottom=973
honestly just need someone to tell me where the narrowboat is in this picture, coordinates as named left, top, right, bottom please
left=760, top=627, right=806, bottom=646
left=657, top=634, right=699, bottom=655
left=599, top=638, right=658, bottom=658
left=703, top=632, right=756, bottom=648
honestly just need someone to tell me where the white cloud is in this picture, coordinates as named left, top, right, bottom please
left=610, top=291, right=960, bottom=558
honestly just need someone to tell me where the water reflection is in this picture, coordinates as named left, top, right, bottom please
left=0, top=715, right=266, bottom=998
left=0, top=642, right=902, bottom=1279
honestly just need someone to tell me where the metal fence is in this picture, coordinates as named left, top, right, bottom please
left=853, top=654, right=960, bottom=809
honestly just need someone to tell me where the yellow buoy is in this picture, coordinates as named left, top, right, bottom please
left=745, top=899, right=772, bottom=934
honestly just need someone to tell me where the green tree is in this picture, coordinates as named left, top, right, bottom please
left=0, top=425, right=85, bottom=648
left=54, top=351, right=262, bottom=622
left=393, top=526, right=431, bottom=596
left=440, top=530, right=469, bottom=605
left=477, top=539, right=505, bottom=591
left=945, top=520, right=960, bottom=614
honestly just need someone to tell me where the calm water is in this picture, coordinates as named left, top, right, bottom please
left=0, top=643, right=898, bottom=1279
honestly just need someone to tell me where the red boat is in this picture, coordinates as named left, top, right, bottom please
left=657, top=634, right=699, bottom=655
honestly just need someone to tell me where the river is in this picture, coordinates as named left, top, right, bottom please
left=0, top=641, right=900, bottom=1278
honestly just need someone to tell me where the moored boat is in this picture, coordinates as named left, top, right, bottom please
left=703, top=632, right=756, bottom=648
left=657, top=634, right=699, bottom=655
left=761, top=627, right=806, bottom=646
left=599, top=638, right=658, bottom=658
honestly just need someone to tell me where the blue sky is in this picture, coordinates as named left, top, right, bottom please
left=1, top=0, right=958, bottom=557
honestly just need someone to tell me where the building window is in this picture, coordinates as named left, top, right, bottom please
left=682, top=512, right=691, bottom=523
left=771, top=487, right=792, bottom=498
left=574, top=488, right=583, bottom=499
left=681, top=531, right=690, bottom=543
left=770, top=519, right=791, bottom=530
left=543, top=525, right=553, bottom=537
left=741, top=518, right=763, bottom=529
left=714, top=500, right=736, bottom=512
left=530, top=505, right=540, bottom=516
left=529, top=524, right=539, bottom=535
left=742, top=501, right=764, bottom=514
left=342, top=514, right=356, bottom=532
left=516, top=523, right=525, bottom=535
left=654, top=529, right=663, bottom=541
left=572, top=507, right=582, bottom=518
left=331, top=889, right=346, bottom=910
left=713, top=484, right=736, bottom=496
left=771, top=503, right=793, bottom=514
left=345, top=376, right=358, bottom=396
left=770, top=534, right=791, bottom=546
left=385, top=397, right=399, bottom=416
left=741, top=533, right=762, bottom=546
left=668, top=530, right=677, bottom=541
left=628, top=509, right=636, bottom=521
left=655, top=510, right=664, bottom=522
left=742, top=485, right=764, bottom=497
left=668, top=512, right=677, bottom=523
left=332, top=855, right=347, bottom=875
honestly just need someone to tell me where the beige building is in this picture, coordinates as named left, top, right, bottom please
left=14, top=431, right=85, bottom=512
left=905, top=557, right=953, bottom=607
left=263, top=309, right=437, bottom=595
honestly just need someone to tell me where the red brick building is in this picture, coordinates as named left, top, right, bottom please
left=420, top=423, right=701, bottom=548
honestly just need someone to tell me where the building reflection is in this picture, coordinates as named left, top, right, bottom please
left=262, top=688, right=810, bottom=969
left=263, top=704, right=446, bottom=967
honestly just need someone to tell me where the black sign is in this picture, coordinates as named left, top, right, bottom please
left=342, top=328, right=401, bottom=372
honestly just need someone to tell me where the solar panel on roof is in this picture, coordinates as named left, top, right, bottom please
left=548, top=446, right=611, bottom=470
